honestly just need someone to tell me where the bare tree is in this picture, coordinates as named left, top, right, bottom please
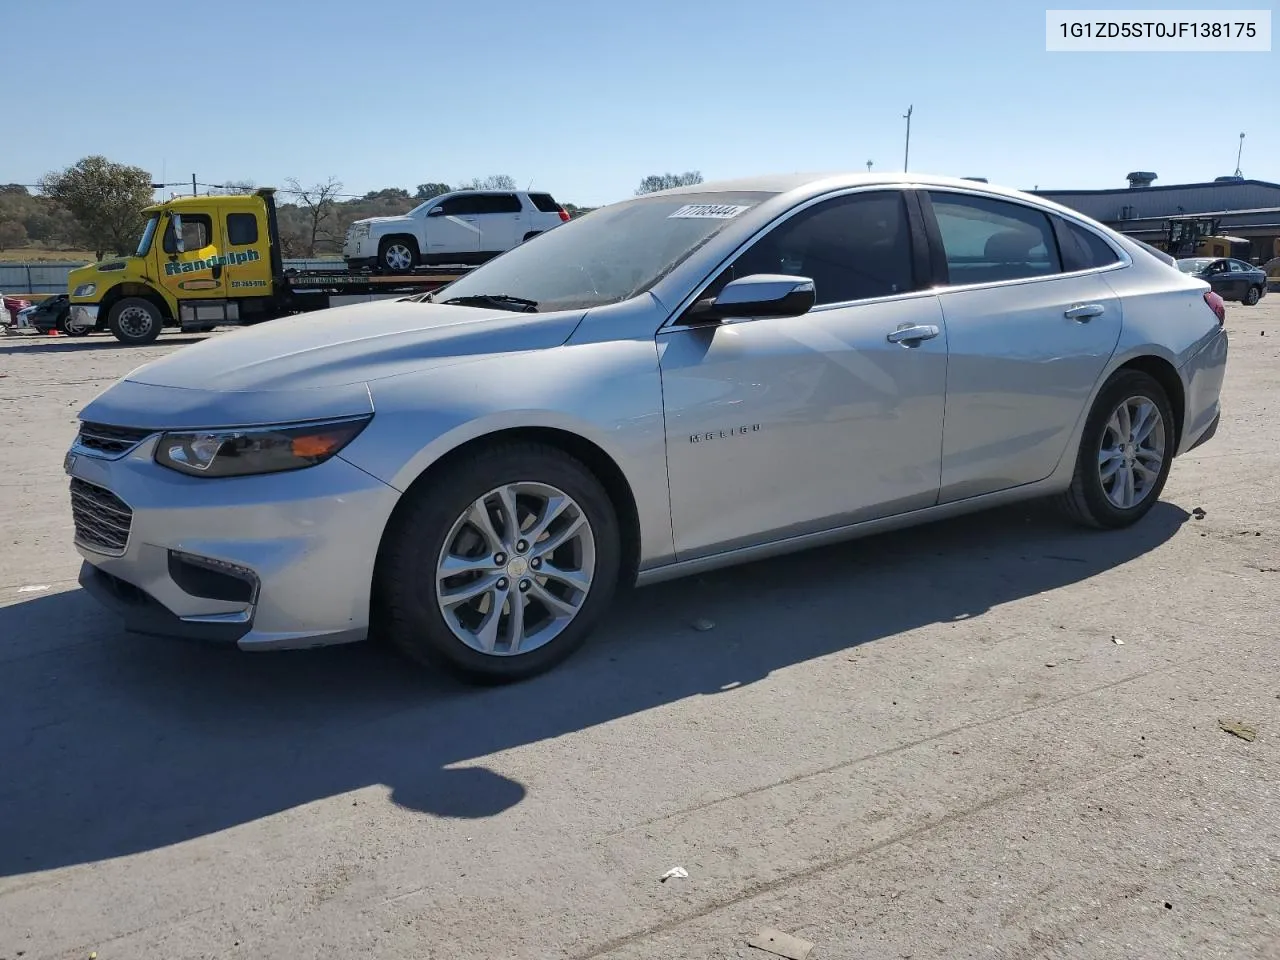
left=635, top=171, right=704, bottom=195
left=285, top=177, right=344, bottom=257
left=458, top=174, right=517, bottom=191
left=214, top=180, right=258, bottom=195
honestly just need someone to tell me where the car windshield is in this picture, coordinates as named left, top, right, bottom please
left=431, top=191, right=776, bottom=312
left=1177, top=258, right=1213, bottom=273
left=135, top=214, right=160, bottom=257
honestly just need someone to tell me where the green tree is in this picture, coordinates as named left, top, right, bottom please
left=414, top=182, right=452, bottom=200
left=39, top=155, right=154, bottom=259
left=0, top=220, right=27, bottom=251
left=364, top=187, right=411, bottom=202
left=635, top=171, right=704, bottom=195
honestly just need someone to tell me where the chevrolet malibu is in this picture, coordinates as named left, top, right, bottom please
left=68, top=173, right=1228, bottom=682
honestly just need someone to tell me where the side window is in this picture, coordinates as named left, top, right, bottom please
left=529, top=193, right=560, bottom=212
left=438, top=196, right=485, bottom=217
left=226, top=212, right=258, bottom=246
left=928, top=192, right=1062, bottom=285
left=162, top=213, right=213, bottom=254
left=1055, top=217, right=1121, bottom=271
left=474, top=193, right=522, bottom=215
left=723, top=191, right=916, bottom=306
left=1231, top=259, right=1251, bottom=272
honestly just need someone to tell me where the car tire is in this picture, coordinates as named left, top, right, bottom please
left=378, top=237, right=419, bottom=274
left=1243, top=285, right=1261, bottom=306
left=1057, top=369, right=1176, bottom=529
left=522, top=231, right=542, bottom=243
left=107, top=297, right=163, bottom=345
left=61, top=310, right=92, bottom=336
left=375, top=441, right=621, bottom=683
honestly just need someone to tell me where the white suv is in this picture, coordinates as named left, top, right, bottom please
left=343, top=190, right=570, bottom=273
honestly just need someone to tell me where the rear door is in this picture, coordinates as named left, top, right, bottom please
left=1229, top=259, right=1255, bottom=299
left=155, top=208, right=227, bottom=306
left=422, top=195, right=482, bottom=262
left=921, top=190, right=1124, bottom=502
left=473, top=192, right=523, bottom=254
left=221, top=207, right=272, bottom=296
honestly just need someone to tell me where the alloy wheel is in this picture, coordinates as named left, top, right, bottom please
left=435, top=482, right=596, bottom=656
left=1098, top=395, right=1166, bottom=509
left=384, top=244, right=413, bottom=271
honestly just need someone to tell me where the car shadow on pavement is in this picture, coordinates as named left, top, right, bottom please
left=0, top=499, right=1188, bottom=877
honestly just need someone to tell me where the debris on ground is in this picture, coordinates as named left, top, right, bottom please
left=747, top=927, right=815, bottom=959
left=1218, top=720, right=1257, bottom=742
left=1112, top=635, right=1125, bottom=645
left=660, top=866, right=689, bottom=882
left=1192, top=507, right=1207, bottom=520
left=692, top=618, right=716, bottom=632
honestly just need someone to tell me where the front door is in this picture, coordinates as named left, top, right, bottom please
left=422, top=195, right=482, bottom=263
left=921, top=189, right=1124, bottom=502
left=1202, top=259, right=1236, bottom=298
left=659, top=189, right=949, bottom=560
left=155, top=208, right=227, bottom=305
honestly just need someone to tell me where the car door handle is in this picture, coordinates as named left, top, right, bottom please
left=1065, top=303, right=1105, bottom=321
left=886, top=324, right=940, bottom=344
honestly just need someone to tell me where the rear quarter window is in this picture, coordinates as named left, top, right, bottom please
left=529, top=193, right=561, bottom=213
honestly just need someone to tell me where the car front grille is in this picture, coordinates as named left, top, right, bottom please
left=70, top=477, right=133, bottom=555
left=77, top=422, right=153, bottom=456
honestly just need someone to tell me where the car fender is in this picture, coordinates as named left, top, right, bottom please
left=340, top=337, right=677, bottom=569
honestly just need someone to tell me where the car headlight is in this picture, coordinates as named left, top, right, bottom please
left=73, top=283, right=96, bottom=298
left=154, top=415, right=372, bottom=478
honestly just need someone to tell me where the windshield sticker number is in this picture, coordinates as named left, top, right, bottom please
left=668, top=204, right=752, bottom=220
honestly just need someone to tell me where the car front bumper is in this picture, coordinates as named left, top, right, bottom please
left=67, top=433, right=402, bottom=650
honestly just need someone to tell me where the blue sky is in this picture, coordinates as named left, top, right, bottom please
left=7, top=0, right=1275, bottom=206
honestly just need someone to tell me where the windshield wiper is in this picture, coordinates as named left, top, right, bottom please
left=439, top=294, right=539, bottom=313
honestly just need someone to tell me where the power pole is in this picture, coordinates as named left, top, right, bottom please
left=903, top=105, right=913, bottom=173
left=192, top=173, right=198, bottom=197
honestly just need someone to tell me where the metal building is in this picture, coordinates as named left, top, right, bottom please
left=1033, top=173, right=1280, bottom=267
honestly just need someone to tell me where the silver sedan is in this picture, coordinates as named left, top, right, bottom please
left=67, top=173, right=1228, bottom=682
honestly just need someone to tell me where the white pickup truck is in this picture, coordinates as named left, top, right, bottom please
left=343, top=189, right=570, bottom=273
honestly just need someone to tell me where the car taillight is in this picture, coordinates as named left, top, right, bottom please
left=558, top=207, right=570, bottom=222
left=1204, top=290, right=1226, bottom=326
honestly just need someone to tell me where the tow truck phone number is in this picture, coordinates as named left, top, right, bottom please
left=1059, top=20, right=1259, bottom=38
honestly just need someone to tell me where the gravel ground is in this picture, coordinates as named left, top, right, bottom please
left=1, top=302, right=1277, bottom=960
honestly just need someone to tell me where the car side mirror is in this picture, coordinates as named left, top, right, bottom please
left=706, top=274, right=816, bottom=320
left=427, top=207, right=445, bottom=217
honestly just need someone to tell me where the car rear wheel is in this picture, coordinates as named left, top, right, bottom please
left=379, top=237, right=418, bottom=273
left=375, top=442, right=621, bottom=683
left=1243, top=285, right=1261, bottom=306
left=107, top=297, right=163, bottom=345
left=1058, top=370, right=1175, bottom=529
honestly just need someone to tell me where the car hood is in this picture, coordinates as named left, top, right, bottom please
left=79, top=300, right=585, bottom=429
left=128, top=299, right=586, bottom=391
left=355, top=216, right=415, bottom=228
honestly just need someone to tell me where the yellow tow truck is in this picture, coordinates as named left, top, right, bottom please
left=68, top=189, right=469, bottom=344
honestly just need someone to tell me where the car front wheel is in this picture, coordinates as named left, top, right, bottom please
left=375, top=442, right=621, bottom=683
left=1058, top=370, right=1175, bottom=529
left=379, top=237, right=418, bottom=273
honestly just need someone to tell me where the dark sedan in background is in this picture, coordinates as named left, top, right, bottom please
left=1178, top=257, right=1268, bottom=305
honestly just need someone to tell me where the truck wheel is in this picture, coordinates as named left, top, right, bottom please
left=1243, top=285, right=1261, bottom=306
left=108, top=298, right=163, bottom=345
left=379, top=237, right=419, bottom=274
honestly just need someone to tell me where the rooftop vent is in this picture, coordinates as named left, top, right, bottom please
left=1126, top=171, right=1157, bottom=188
left=1214, top=175, right=1244, bottom=182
